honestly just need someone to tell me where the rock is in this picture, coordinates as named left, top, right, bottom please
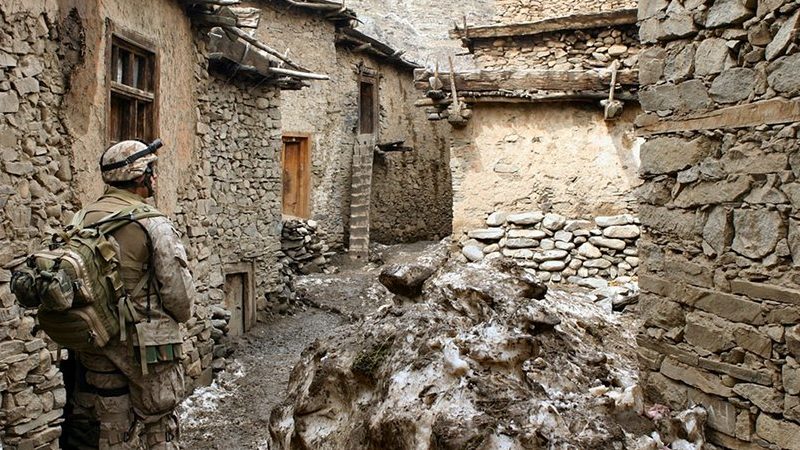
left=607, top=45, right=628, bottom=56
left=533, top=249, right=569, bottom=262
left=790, top=219, right=800, bottom=266
left=505, top=238, right=539, bottom=249
left=676, top=79, right=713, bottom=112
left=553, top=230, right=573, bottom=242
left=567, top=276, right=608, bottom=290
left=756, top=414, right=800, bottom=449
left=639, top=0, right=669, bottom=20
left=703, top=207, right=733, bottom=255
left=578, top=243, right=602, bottom=258
left=784, top=359, right=800, bottom=395
left=539, top=239, right=555, bottom=250
left=507, top=229, right=546, bottom=239
left=467, top=228, right=504, bottom=241
left=709, top=68, right=756, bottom=103
left=768, top=53, right=800, bottom=94
left=673, top=176, right=752, bottom=208
left=695, top=38, right=733, bottom=76
left=12, top=77, right=39, bottom=95
left=378, top=244, right=448, bottom=297
left=731, top=209, right=783, bottom=260
left=603, top=225, right=640, bottom=239
left=665, top=44, right=695, bottom=83
left=506, top=212, right=543, bottom=225
left=564, top=219, right=594, bottom=232
left=639, top=47, right=666, bottom=85
left=747, top=21, right=772, bottom=46
left=462, top=246, right=484, bottom=262
left=787, top=325, right=800, bottom=358
left=706, top=0, right=753, bottom=28
left=639, top=83, right=679, bottom=111
left=595, top=214, right=634, bottom=227
left=502, top=248, right=534, bottom=259
left=539, top=260, right=566, bottom=271
left=0, top=91, right=19, bottom=113
left=639, top=136, right=716, bottom=175
left=541, top=213, right=566, bottom=231
left=757, top=0, right=783, bottom=17
left=685, top=312, right=734, bottom=353
left=765, top=10, right=799, bottom=61
left=486, top=211, right=507, bottom=227
left=584, top=259, right=612, bottom=269
left=589, top=236, right=627, bottom=250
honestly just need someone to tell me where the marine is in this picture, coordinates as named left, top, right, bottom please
left=64, top=140, right=195, bottom=449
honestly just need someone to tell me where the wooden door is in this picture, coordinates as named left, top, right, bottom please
left=224, top=273, right=244, bottom=336
left=282, top=136, right=310, bottom=218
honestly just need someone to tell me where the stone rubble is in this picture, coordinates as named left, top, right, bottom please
left=493, top=0, right=637, bottom=24
left=459, top=211, right=640, bottom=284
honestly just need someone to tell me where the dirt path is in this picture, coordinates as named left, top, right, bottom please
left=178, top=309, right=347, bottom=449
left=178, top=242, right=433, bottom=448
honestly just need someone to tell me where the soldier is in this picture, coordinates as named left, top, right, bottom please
left=66, top=140, right=195, bottom=449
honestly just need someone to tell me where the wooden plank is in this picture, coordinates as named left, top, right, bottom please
left=414, top=69, right=638, bottom=92
left=451, top=8, right=637, bottom=40
left=414, top=90, right=638, bottom=106
left=636, top=97, right=800, bottom=136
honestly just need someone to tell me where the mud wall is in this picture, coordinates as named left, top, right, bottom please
left=636, top=0, right=800, bottom=448
left=449, top=102, right=641, bottom=235
left=493, top=0, right=637, bottom=24
left=472, top=24, right=640, bottom=71
left=253, top=3, right=452, bottom=245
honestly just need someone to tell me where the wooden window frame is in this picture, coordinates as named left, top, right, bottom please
left=105, top=20, right=160, bottom=146
left=281, top=133, right=312, bottom=219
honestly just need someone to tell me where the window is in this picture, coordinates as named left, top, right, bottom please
left=358, top=77, right=376, bottom=134
left=107, top=27, right=157, bottom=144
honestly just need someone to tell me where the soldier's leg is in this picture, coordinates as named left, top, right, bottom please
left=78, top=352, right=139, bottom=449
left=141, top=411, right=180, bottom=450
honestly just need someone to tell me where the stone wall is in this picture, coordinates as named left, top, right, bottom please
left=449, top=102, right=642, bottom=235
left=254, top=2, right=452, bottom=246
left=472, top=24, right=640, bottom=71
left=493, top=0, right=637, bottom=24
left=0, top=2, right=74, bottom=448
left=458, top=211, right=640, bottom=283
left=636, top=0, right=800, bottom=448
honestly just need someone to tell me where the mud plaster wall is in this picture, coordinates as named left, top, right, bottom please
left=636, top=0, right=800, bottom=448
left=493, top=0, right=637, bottom=24
left=472, top=24, right=640, bottom=72
left=450, top=102, right=641, bottom=236
left=253, top=3, right=452, bottom=245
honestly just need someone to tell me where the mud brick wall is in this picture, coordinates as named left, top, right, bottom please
left=0, top=3, right=75, bottom=449
left=472, top=24, right=640, bottom=71
left=493, top=0, right=637, bottom=24
left=636, top=0, right=800, bottom=448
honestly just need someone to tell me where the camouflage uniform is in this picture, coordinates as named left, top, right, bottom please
left=67, top=141, right=195, bottom=449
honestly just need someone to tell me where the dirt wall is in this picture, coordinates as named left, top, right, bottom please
left=636, top=0, right=800, bottom=448
left=450, top=102, right=641, bottom=235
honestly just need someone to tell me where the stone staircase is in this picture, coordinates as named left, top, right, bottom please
left=348, top=135, right=374, bottom=260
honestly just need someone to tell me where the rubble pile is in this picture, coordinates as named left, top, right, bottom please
left=474, top=25, right=640, bottom=72
left=269, top=259, right=696, bottom=449
left=280, top=219, right=333, bottom=276
left=459, top=212, right=640, bottom=283
left=181, top=304, right=232, bottom=392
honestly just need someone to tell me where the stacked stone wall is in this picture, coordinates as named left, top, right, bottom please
left=458, top=211, right=640, bottom=283
left=493, top=0, right=636, bottom=24
left=636, top=0, right=800, bottom=448
left=472, top=24, right=640, bottom=71
left=0, top=3, right=75, bottom=448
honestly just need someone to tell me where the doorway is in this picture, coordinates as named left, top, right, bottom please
left=281, top=135, right=311, bottom=218
left=222, top=262, right=255, bottom=336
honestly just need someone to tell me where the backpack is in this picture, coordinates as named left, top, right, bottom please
left=10, top=204, right=163, bottom=352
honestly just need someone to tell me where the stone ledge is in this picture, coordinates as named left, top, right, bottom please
left=731, top=280, right=800, bottom=306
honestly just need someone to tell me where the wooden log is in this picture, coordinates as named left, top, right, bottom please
left=636, top=97, right=800, bottom=136
left=413, top=90, right=638, bottom=107
left=413, top=68, right=638, bottom=92
left=222, top=26, right=309, bottom=72
left=451, top=8, right=637, bottom=40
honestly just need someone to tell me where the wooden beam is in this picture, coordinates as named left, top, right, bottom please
left=413, top=68, right=638, bottom=92
left=414, top=90, right=638, bottom=107
left=110, top=81, right=155, bottom=102
left=636, top=97, right=800, bottom=136
left=451, top=8, right=637, bottom=40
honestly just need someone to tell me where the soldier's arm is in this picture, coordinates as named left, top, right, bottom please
left=147, top=216, right=196, bottom=323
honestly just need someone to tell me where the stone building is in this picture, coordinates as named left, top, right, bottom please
left=635, top=0, right=800, bottom=448
left=414, top=2, right=644, bottom=285
left=0, top=0, right=448, bottom=447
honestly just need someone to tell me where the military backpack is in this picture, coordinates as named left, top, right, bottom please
left=10, top=205, right=163, bottom=352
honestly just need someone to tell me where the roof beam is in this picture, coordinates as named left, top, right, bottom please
left=413, top=68, right=638, bottom=92
left=451, top=9, right=637, bottom=40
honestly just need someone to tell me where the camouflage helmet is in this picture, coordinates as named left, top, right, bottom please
left=100, top=140, right=160, bottom=183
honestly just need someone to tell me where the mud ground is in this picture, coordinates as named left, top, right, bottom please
left=179, top=242, right=436, bottom=449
